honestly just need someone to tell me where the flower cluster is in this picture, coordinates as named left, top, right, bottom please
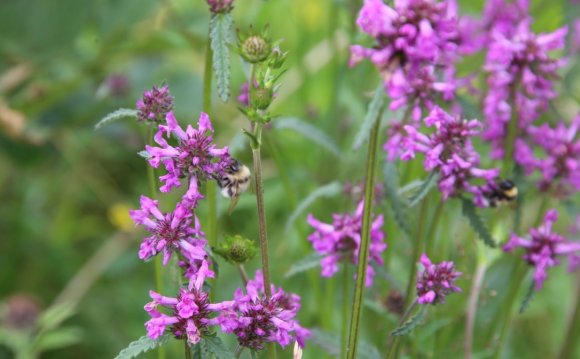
left=307, top=201, right=386, bottom=287
left=416, top=253, right=462, bottom=305
left=482, top=17, right=568, bottom=159
left=503, top=209, right=580, bottom=290
left=136, top=84, right=173, bottom=123
left=400, top=106, right=499, bottom=201
left=351, top=0, right=463, bottom=118
left=515, top=114, right=580, bottom=195
left=216, top=271, right=310, bottom=350
left=144, top=262, right=229, bottom=344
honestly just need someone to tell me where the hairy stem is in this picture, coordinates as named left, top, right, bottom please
left=341, top=263, right=350, bottom=358
left=502, top=83, right=519, bottom=177
left=385, top=299, right=419, bottom=359
left=147, top=124, right=165, bottom=359
left=184, top=341, right=191, bottom=359
left=404, top=196, right=429, bottom=308
left=557, top=275, right=580, bottom=359
left=237, top=263, right=249, bottom=287
left=346, top=109, right=382, bottom=359
left=465, top=261, right=487, bottom=359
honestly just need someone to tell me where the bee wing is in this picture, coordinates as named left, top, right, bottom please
left=227, top=195, right=241, bottom=215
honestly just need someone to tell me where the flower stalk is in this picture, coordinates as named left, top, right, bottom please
left=346, top=107, right=383, bottom=359
left=385, top=299, right=419, bottom=359
left=341, top=263, right=350, bottom=358
left=404, top=196, right=429, bottom=308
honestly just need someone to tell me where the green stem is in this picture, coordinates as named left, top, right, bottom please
left=147, top=124, right=165, bottom=359
left=492, top=196, right=549, bottom=358
left=237, top=263, right=249, bottom=286
left=557, top=275, right=580, bottom=359
left=465, top=261, right=487, bottom=359
left=235, top=346, right=244, bottom=359
left=404, top=196, right=429, bottom=308
left=341, top=263, right=350, bottom=358
left=203, top=34, right=213, bottom=114
left=346, top=109, right=383, bottom=359
left=385, top=299, right=419, bottom=359
left=184, top=341, right=191, bottom=359
left=425, top=200, right=444, bottom=261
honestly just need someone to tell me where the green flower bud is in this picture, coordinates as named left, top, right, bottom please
left=214, top=235, right=257, bottom=264
left=252, top=86, right=274, bottom=110
left=241, top=35, right=271, bottom=63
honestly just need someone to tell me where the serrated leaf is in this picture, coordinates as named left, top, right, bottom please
left=34, top=327, right=82, bottom=351
left=202, top=335, right=235, bottom=359
left=519, top=280, right=536, bottom=314
left=284, top=252, right=322, bottom=278
left=352, top=84, right=385, bottom=150
left=383, top=162, right=411, bottom=236
left=192, top=343, right=203, bottom=359
left=284, top=181, right=342, bottom=234
left=95, top=108, right=138, bottom=130
left=210, top=13, right=233, bottom=102
left=391, top=306, right=426, bottom=337
left=408, top=171, right=438, bottom=207
left=310, top=329, right=380, bottom=359
left=461, top=198, right=496, bottom=247
left=274, top=117, right=342, bottom=157
left=113, top=335, right=171, bottom=359
left=38, top=303, right=76, bottom=331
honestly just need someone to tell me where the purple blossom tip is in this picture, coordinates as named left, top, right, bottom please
left=416, top=253, right=461, bottom=305
left=137, top=84, right=173, bottom=123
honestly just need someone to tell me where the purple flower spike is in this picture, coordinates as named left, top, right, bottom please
left=401, top=106, right=499, bottom=200
left=307, top=201, right=387, bottom=287
left=503, top=209, right=580, bottom=290
left=144, top=266, right=229, bottom=344
left=215, top=271, right=310, bottom=350
left=130, top=195, right=209, bottom=268
left=483, top=20, right=568, bottom=159
left=137, top=84, right=173, bottom=123
left=515, top=114, right=580, bottom=195
left=145, top=111, right=231, bottom=199
left=416, top=253, right=462, bottom=305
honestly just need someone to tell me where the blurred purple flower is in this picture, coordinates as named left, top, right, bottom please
left=145, top=111, right=231, bottom=200
left=130, top=195, right=210, bottom=267
left=350, top=0, right=462, bottom=112
left=215, top=270, right=310, bottom=350
left=400, top=106, right=499, bottom=200
left=207, top=0, right=233, bottom=13
left=137, top=84, right=173, bottom=123
left=515, top=114, right=580, bottom=195
left=482, top=20, right=567, bottom=159
left=237, top=82, right=250, bottom=107
left=503, top=209, right=580, bottom=290
left=307, top=201, right=386, bottom=287
left=572, top=20, right=580, bottom=54
left=144, top=261, right=229, bottom=344
left=416, top=253, right=462, bottom=305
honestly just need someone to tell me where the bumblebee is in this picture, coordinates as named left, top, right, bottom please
left=483, top=179, right=518, bottom=207
left=215, top=159, right=251, bottom=214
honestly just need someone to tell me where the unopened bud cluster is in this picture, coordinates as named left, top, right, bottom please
left=214, top=235, right=257, bottom=264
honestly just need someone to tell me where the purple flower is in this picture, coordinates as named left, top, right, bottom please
left=572, top=19, right=580, bottom=54
left=514, top=115, right=580, bottom=195
left=237, top=82, right=250, bottom=107
left=130, top=195, right=209, bottom=267
left=503, top=209, right=580, bottom=290
left=137, top=84, right=173, bottom=123
left=481, top=0, right=529, bottom=37
left=482, top=20, right=568, bottom=159
left=145, top=111, right=231, bottom=199
left=307, top=201, right=386, bottom=287
left=351, top=0, right=462, bottom=110
left=400, top=107, right=499, bottom=200
left=215, top=271, right=310, bottom=350
left=416, top=253, right=462, bottom=305
left=207, top=0, right=233, bottom=13
left=144, top=262, right=230, bottom=344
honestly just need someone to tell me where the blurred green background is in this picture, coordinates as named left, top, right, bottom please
left=1, top=0, right=579, bottom=358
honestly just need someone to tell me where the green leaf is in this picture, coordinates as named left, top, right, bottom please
left=274, top=117, right=342, bottom=157
left=391, top=306, right=426, bottom=337
left=202, top=335, right=235, bottom=359
left=284, top=252, right=322, bottom=278
left=34, top=327, right=82, bottom=351
left=37, top=303, right=76, bottom=332
left=408, top=171, right=439, bottom=207
left=519, top=280, right=536, bottom=314
left=310, top=329, right=380, bottom=359
left=352, top=84, right=385, bottom=150
left=383, top=162, right=411, bottom=236
left=284, top=181, right=342, bottom=234
left=94, top=108, right=138, bottom=130
left=113, top=335, right=171, bottom=359
left=461, top=198, right=497, bottom=248
left=210, top=13, right=233, bottom=102
left=192, top=343, right=203, bottom=359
